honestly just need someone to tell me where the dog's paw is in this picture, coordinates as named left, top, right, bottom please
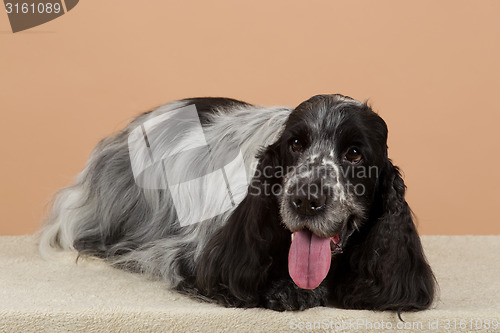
left=263, top=279, right=328, bottom=311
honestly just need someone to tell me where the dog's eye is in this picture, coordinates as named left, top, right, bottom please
left=345, top=147, right=362, bottom=163
left=290, top=139, right=304, bottom=153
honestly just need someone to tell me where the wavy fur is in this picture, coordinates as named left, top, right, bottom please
left=39, top=94, right=435, bottom=312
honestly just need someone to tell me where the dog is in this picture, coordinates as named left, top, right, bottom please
left=39, top=94, right=435, bottom=312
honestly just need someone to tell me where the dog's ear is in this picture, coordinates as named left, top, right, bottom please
left=332, top=160, right=436, bottom=313
left=195, top=142, right=286, bottom=307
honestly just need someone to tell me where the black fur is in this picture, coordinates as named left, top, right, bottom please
left=184, top=95, right=436, bottom=312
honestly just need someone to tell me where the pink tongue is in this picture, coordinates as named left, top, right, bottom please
left=288, top=230, right=332, bottom=289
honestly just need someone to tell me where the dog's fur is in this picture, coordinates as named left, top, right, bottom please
left=39, top=94, right=436, bottom=312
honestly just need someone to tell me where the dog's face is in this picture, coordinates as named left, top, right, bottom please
left=277, top=95, right=387, bottom=244
left=262, top=95, right=389, bottom=288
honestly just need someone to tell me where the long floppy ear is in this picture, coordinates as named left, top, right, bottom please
left=195, top=143, right=287, bottom=307
left=332, top=160, right=436, bottom=312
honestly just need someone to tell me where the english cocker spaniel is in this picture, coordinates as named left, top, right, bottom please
left=39, top=94, right=435, bottom=312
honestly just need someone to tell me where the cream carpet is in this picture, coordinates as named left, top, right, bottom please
left=0, top=235, right=499, bottom=332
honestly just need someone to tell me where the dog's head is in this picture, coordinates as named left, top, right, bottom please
left=254, top=94, right=390, bottom=289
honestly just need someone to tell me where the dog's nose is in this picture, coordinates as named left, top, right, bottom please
left=290, top=193, right=326, bottom=216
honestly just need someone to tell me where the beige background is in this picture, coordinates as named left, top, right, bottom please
left=1, top=1, right=499, bottom=235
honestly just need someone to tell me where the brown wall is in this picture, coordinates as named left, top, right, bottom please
left=1, top=1, right=499, bottom=235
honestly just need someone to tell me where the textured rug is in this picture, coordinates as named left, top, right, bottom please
left=0, top=235, right=499, bottom=332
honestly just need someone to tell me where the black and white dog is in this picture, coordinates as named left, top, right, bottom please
left=39, top=94, right=435, bottom=312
